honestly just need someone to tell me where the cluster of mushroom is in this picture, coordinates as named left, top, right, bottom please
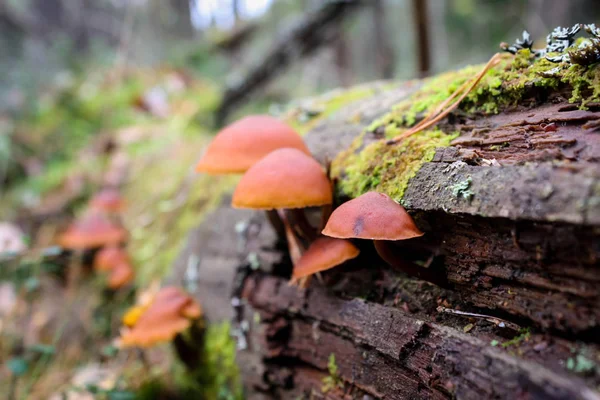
left=196, top=115, right=436, bottom=287
left=117, top=285, right=203, bottom=348
left=57, top=187, right=134, bottom=289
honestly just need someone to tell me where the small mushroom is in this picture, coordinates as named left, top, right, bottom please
left=94, top=246, right=134, bottom=289
left=290, top=236, right=359, bottom=287
left=108, top=261, right=134, bottom=289
left=58, top=213, right=127, bottom=251
left=322, top=192, right=423, bottom=241
left=195, top=115, right=310, bottom=174
left=322, top=192, right=445, bottom=286
left=89, top=188, right=126, bottom=214
left=118, top=286, right=202, bottom=348
left=94, top=245, right=128, bottom=272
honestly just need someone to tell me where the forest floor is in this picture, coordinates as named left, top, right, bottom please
left=0, top=66, right=244, bottom=399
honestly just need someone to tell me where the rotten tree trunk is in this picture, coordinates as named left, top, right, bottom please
left=172, top=80, right=600, bottom=399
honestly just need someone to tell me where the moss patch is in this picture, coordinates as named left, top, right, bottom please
left=333, top=129, right=457, bottom=202
left=123, top=131, right=237, bottom=287
left=283, top=83, right=396, bottom=136
left=333, top=51, right=600, bottom=201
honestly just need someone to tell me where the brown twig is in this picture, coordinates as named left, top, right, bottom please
left=387, top=53, right=503, bottom=145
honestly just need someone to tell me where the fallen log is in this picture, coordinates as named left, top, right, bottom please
left=172, top=51, right=600, bottom=399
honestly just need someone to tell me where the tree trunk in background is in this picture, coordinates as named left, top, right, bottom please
left=412, top=0, right=430, bottom=77
left=33, top=0, right=63, bottom=35
left=232, top=0, right=241, bottom=24
left=334, top=24, right=352, bottom=87
left=167, top=0, right=195, bottom=38
left=372, top=0, right=394, bottom=79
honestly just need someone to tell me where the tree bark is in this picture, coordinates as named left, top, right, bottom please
left=173, top=79, right=600, bottom=399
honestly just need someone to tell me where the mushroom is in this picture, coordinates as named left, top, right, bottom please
left=58, top=213, right=127, bottom=251
left=290, top=236, right=359, bottom=288
left=94, top=245, right=128, bottom=271
left=118, top=286, right=202, bottom=348
left=322, top=192, right=445, bottom=286
left=89, top=188, right=126, bottom=214
left=195, top=115, right=310, bottom=174
left=58, top=213, right=127, bottom=292
left=196, top=115, right=311, bottom=240
left=108, top=261, right=134, bottom=289
left=232, top=147, right=332, bottom=263
left=94, top=246, right=134, bottom=289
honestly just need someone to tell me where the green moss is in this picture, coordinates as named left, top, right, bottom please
left=123, top=133, right=237, bottom=286
left=199, top=322, right=243, bottom=399
left=333, top=51, right=600, bottom=201
left=333, top=129, right=458, bottom=201
left=140, top=322, right=243, bottom=399
left=321, top=353, right=343, bottom=393
left=284, top=83, right=396, bottom=136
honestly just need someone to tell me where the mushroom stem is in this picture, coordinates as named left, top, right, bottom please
left=374, top=240, right=448, bottom=287
left=286, top=208, right=317, bottom=243
left=66, top=250, right=84, bottom=298
left=172, top=318, right=205, bottom=371
left=277, top=210, right=304, bottom=265
left=319, top=204, right=333, bottom=232
left=265, top=210, right=286, bottom=239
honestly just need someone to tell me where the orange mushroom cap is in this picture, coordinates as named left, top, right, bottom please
left=108, top=261, right=134, bottom=289
left=58, top=213, right=127, bottom=250
left=322, top=192, right=423, bottom=240
left=232, top=148, right=332, bottom=209
left=118, top=286, right=202, bottom=348
left=195, top=115, right=310, bottom=174
left=94, top=245, right=128, bottom=271
left=89, top=188, right=125, bottom=213
left=291, top=237, right=359, bottom=282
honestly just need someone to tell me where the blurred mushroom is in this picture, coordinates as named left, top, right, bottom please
left=94, top=245, right=134, bottom=289
left=195, top=115, right=310, bottom=174
left=58, top=213, right=127, bottom=251
left=58, top=213, right=127, bottom=292
left=322, top=192, right=445, bottom=286
left=290, top=236, right=359, bottom=288
left=89, top=188, right=125, bottom=214
left=107, top=261, right=134, bottom=290
left=118, top=286, right=202, bottom=348
left=94, top=245, right=128, bottom=272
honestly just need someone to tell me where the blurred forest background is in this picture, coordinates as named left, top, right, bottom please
left=1, top=1, right=600, bottom=399
left=2, top=0, right=600, bottom=114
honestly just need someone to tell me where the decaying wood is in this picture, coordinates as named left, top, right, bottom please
left=174, top=80, right=600, bottom=399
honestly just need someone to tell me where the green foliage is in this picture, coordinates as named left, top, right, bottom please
left=7, top=357, right=29, bottom=376
left=199, top=322, right=243, bottom=400
left=321, top=353, right=343, bottom=393
left=501, top=328, right=530, bottom=348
